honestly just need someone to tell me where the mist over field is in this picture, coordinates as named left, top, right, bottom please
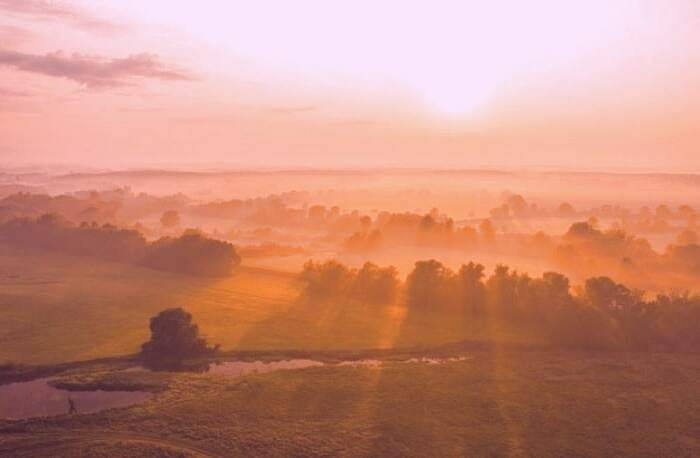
left=3, top=1, right=700, bottom=456
left=2, top=165, right=700, bottom=457
left=3, top=166, right=698, bottom=284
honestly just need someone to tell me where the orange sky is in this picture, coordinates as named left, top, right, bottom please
left=1, top=0, right=699, bottom=170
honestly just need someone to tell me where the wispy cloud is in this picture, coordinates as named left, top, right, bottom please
left=0, top=0, right=119, bottom=32
left=0, top=50, right=195, bottom=88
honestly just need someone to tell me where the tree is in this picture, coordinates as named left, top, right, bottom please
left=584, top=276, right=636, bottom=310
left=455, top=262, right=486, bottom=314
left=144, top=233, right=240, bottom=276
left=547, top=302, right=614, bottom=350
left=565, top=221, right=601, bottom=240
left=485, top=265, right=519, bottom=315
left=343, top=229, right=383, bottom=252
left=506, top=194, right=528, bottom=217
left=527, top=272, right=573, bottom=320
left=308, top=205, right=327, bottom=223
left=479, top=219, right=496, bottom=243
left=678, top=205, right=696, bottom=221
left=676, top=229, right=698, bottom=246
left=656, top=204, right=672, bottom=219
left=406, top=259, right=453, bottom=308
left=359, top=215, right=372, bottom=230
left=160, top=210, right=180, bottom=229
left=419, top=214, right=436, bottom=231
left=300, top=260, right=356, bottom=299
left=141, top=308, right=216, bottom=369
left=556, top=202, right=575, bottom=217
left=352, top=262, right=400, bottom=304
left=665, top=243, right=700, bottom=274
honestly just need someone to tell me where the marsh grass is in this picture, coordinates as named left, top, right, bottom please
left=2, top=352, right=699, bottom=456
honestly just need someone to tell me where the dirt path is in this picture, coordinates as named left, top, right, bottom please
left=0, top=431, right=224, bottom=457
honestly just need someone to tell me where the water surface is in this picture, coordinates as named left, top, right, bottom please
left=206, top=355, right=470, bottom=376
left=206, top=359, right=324, bottom=376
left=0, top=356, right=470, bottom=419
left=0, top=378, right=152, bottom=420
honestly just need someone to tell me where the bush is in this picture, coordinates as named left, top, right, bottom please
left=0, top=214, right=240, bottom=277
left=141, top=308, right=217, bottom=370
left=143, top=232, right=240, bottom=276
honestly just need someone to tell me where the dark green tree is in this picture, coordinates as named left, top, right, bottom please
left=141, top=308, right=215, bottom=369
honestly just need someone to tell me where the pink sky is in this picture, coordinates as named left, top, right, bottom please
left=1, top=0, right=699, bottom=170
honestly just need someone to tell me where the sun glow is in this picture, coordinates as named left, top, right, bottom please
left=81, top=0, right=632, bottom=117
left=7, top=1, right=698, bottom=167
left=419, top=73, right=495, bottom=115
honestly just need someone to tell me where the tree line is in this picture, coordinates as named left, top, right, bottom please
left=300, top=259, right=700, bottom=352
left=301, top=260, right=400, bottom=305
left=0, top=213, right=240, bottom=276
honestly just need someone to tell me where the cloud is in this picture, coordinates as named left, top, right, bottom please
left=0, top=0, right=118, bottom=32
left=0, top=50, right=195, bottom=88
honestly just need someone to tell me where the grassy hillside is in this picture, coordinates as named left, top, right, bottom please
left=0, top=247, right=538, bottom=364
left=2, top=352, right=699, bottom=456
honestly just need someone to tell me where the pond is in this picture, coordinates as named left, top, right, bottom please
left=0, top=355, right=470, bottom=419
left=405, top=356, right=471, bottom=364
left=0, top=377, right=152, bottom=420
left=205, top=355, right=470, bottom=376
left=206, top=358, right=325, bottom=376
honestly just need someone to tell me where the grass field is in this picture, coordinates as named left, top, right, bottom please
left=0, top=247, right=297, bottom=364
left=2, top=247, right=700, bottom=456
left=2, top=352, right=699, bottom=457
left=0, top=247, right=538, bottom=365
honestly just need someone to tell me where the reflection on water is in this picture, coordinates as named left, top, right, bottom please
left=207, top=355, right=470, bottom=376
left=207, top=359, right=324, bottom=376
left=338, top=359, right=383, bottom=367
left=0, top=378, right=152, bottom=420
left=406, top=356, right=471, bottom=364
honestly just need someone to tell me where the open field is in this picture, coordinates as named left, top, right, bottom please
left=0, top=246, right=296, bottom=364
left=0, top=248, right=538, bottom=365
left=2, top=352, right=700, bottom=457
left=3, top=247, right=697, bottom=457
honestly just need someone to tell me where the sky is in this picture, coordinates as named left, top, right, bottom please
left=1, top=0, right=699, bottom=171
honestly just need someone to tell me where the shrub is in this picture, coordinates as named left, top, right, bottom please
left=144, top=232, right=240, bottom=276
left=141, top=308, right=217, bottom=370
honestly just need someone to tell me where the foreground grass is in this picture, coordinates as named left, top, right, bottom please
left=0, top=248, right=539, bottom=364
left=1, top=351, right=699, bottom=457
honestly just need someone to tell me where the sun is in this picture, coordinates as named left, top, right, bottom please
left=421, top=82, right=489, bottom=116
left=410, top=67, right=494, bottom=116
left=427, top=89, right=482, bottom=115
